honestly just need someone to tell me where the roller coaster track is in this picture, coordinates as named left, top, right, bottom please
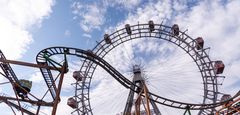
left=0, top=22, right=236, bottom=114
left=0, top=50, right=19, bottom=84
left=0, top=50, right=56, bottom=115
left=36, top=46, right=240, bottom=112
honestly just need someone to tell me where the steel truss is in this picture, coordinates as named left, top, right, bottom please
left=36, top=46, right=238, bottom=114
left=0, top=21, right=237, bottom=115
left=0, top=46, right=238, bottom=114
left=75, top=22, right=225, bottom=114
left=216, top=93, right=240, bottom=115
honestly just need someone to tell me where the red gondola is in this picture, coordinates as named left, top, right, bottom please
left=104, top=34, right=111, bottom=44
left=221, top=94, right=232, bottom=107
left=67, top=97, right=77, bottom=108
left=195, top=37, right=204, bottom=50
left=148, top=20, right=154, bottom=32
left=125, top=24, right=132, bottom=35
left=171, top=24, right=179, bottom=36
left=214, top=61, right=225, bottom=74
left=73, top=71, right=83, bottom=81
left=221, top=94, right=231, bottom=101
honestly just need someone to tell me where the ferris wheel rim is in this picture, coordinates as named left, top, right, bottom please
left=34, top=46, right=224, bottom=111
left=73, top=22, right=220, bottom=114
left=34, top=43, right=226, bottom=114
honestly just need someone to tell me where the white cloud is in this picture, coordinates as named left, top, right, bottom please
left=103, top=0, right=142, bottom=10
left=83, top=33, right=92, bottom=38
left=29, top=71, right=44, bottom=83
left=174, top=0, right=240, bottom=94
left=104, top=0, right=173, bottom=33
left=64, top=30, right=71, bottom=37
left=105, top=0, right=240, bottom=93
left=0, top=0, right=54, bottom=59
left=71, top=0, right=143, bottom=33
left=72, top=2, right=106, bottom=32
left=0, top=0, right=55, bottom=114
left=0, top=20, right=32, bottom=59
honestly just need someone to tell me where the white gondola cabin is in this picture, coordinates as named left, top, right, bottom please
left=67, top=97, right=77, bottom=108
left=214, top=61, right=225, bottom=74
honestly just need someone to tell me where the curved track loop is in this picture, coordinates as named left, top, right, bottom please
left=36, top=47, right=236, bottom=113
left=76, top=23, right=222, bottom=114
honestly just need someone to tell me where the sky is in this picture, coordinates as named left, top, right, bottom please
left=0, top=0, right=240, bottom=115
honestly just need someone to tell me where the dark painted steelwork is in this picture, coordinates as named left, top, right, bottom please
left=0, top=45, right=236, bottom=114
left=74, top=22, right=223, bottom=114
left=3, top=100, right=35, bottom=115
left=0, top=50, right=20, bottom=84
left=123, top=65, right=161, bottom=115
left=35, top=47, right=237, bottom=113
left=125, top=24, right=132, bottom=35
left=216, top=94, right=240, bottom=114
left=0, top=22, right=231, bottom=114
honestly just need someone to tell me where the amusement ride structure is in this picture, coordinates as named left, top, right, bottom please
left=0, top=21, right=239, bottom=115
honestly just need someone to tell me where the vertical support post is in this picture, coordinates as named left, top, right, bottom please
left=36, top=105, right=41, bottom=115
left=135, top=96, right=141, bottom=115
left=123, top=82, right=135, bottom=115
left=143, top=83, right=151, bottom=115
left=183, top=106, right=191, bottom=115
left=12, top=83, right=24, bottom=115
left=123, top=65, right=161, bottom=115
left=51, top=63, right=66, bottom=115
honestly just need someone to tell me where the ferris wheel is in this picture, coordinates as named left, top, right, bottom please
left=72, top=21, right=230, bottom=115
left=0, top=21, right=239, bottom=115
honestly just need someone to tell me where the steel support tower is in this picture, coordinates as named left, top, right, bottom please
left=123, top=65, right=161, bottom=115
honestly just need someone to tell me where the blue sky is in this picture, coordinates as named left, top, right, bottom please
left=0, top=0, right=240, bottom=114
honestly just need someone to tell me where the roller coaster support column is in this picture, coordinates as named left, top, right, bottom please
left=51, top=50, right=68, bottom=115
left=183, top=106, right=191, bottom=115
left=51, top=62, right=66, bottom=115
left=143, top=83, right=151, bottom=115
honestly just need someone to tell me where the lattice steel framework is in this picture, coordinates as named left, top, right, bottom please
left=0, top=45, right=238, bottom=114
left=74, top=21, right=226, bottom=114
left=35, top=46, right=234, bottom=114
left=1, top=21, right=238, bottom=115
